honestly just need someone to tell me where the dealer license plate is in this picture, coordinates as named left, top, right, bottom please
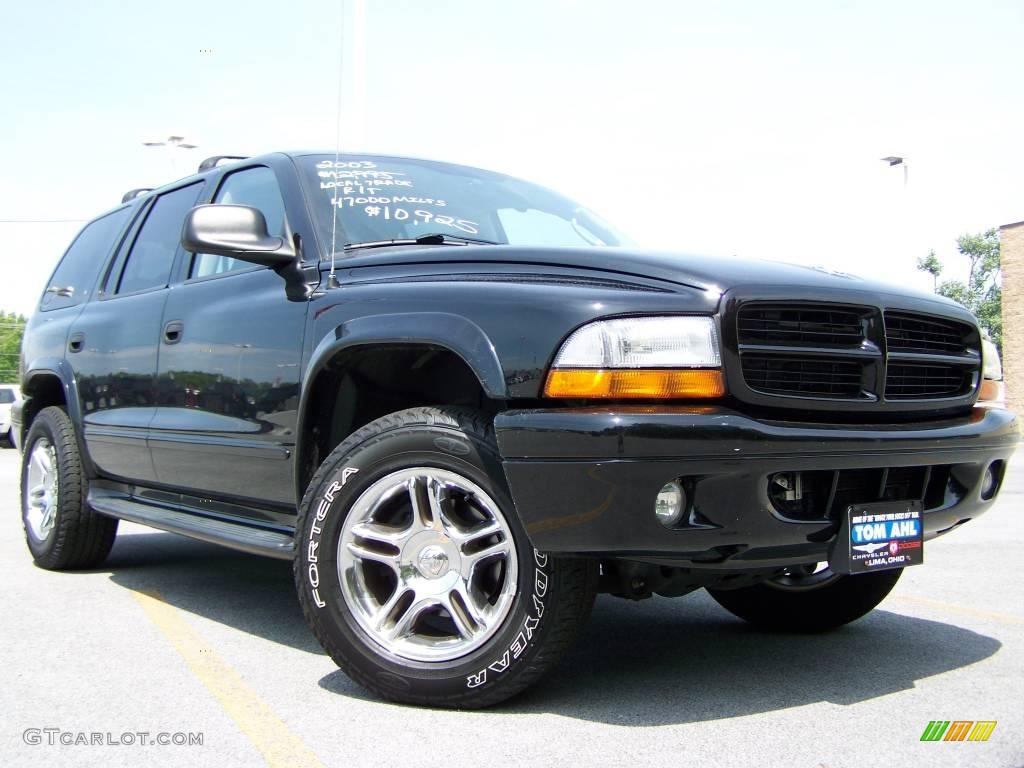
left=831, top=500, right=924, bottom=575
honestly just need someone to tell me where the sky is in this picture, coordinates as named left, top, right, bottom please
left=1, top=0, right=1022, bottom=316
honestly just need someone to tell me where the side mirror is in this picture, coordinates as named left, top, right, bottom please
left=181, top=204, right=295, bottom=268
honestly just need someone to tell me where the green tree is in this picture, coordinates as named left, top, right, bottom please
left=917, top=229, right=1002, bottom=347
left=0, top=311, right=27, bottom=384
left=916, top=249, right=943, bottom=290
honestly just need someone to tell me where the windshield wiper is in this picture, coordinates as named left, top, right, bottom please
left=343, top=233, right=501, bottom=251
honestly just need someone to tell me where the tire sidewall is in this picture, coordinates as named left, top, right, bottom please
left=297, top=420, right=557, bottom=701
left=21, top=410, right=64, bottom=558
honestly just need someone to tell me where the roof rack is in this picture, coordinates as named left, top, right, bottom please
left=121, top=188, right=153, bottom=203
left=198, top=155, right=249, bottom=172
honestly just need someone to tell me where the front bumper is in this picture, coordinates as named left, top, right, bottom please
left=495, top=406, right=1020, bottom=569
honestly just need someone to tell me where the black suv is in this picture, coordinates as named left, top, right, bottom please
left=16, top=152, right=1019, bottom=708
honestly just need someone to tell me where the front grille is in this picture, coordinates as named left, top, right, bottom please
left=734, top=301, right=980, bottom=409
left=885, top=363, right=973, bottom=399
left=742, top=356, right=864, bottom=398
left=885, top=312, right=972, bottom=355
left=738, top=305, right=865, bottom=346
left=769, top=465, right=957, bottom=522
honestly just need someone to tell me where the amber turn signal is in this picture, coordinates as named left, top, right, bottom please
left=544, top=369, right=725, bottom=399
left=978, top=379, right=1003, bottom=402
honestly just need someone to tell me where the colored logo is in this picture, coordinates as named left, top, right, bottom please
left=852, top=518, right=920, bottom=543
left=920, top=721, right=997, bottom=742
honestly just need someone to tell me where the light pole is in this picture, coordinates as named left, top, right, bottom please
left=881, top=155, right=916, bottom=281
left=143, top=135, right=199, bottom=178
left=881, top=155, right=907, bottom=187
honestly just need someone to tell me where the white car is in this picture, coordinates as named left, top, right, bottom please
left=0, top=384, right=21, bottom=446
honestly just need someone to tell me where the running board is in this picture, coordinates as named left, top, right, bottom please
left=88, top=493, right=295, bottom=560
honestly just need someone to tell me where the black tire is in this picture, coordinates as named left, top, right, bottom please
left=21, top=406, right=118, bottom=570
left=294, top=406, right=597, bottom=708
left=707, top=567, right=903, bottom=633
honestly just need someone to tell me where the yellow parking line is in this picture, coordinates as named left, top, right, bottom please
left=132, top=590, right=325, bottom=768
left=892, top=594, right=1024, bottom=626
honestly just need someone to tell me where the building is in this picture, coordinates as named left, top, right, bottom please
left=1001, top=220, right=1024, bottom=413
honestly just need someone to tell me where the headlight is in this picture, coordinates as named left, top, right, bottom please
left=543, top=316, right=725, bottom=399
left=981, top=337, right=1002, bottom=381
left=979, top=336, right=1003, bottom=403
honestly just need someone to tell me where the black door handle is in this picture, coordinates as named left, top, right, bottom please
left=68, top=332, right=85, bottom=353
left=163, top=320, right=184, bottom=344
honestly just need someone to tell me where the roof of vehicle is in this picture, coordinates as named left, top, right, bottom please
left=118, top=150, right=512, bottom=210
left=71, top=149, right=524, bottom=238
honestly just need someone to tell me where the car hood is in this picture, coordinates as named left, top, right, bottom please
left=340, top=244, right=960, bottom=309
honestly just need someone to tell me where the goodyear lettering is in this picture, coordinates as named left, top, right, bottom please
left=510, top=632, right=527, bottom=659
left=488, top=650, right=511, bottom=673
left=466, top=549, right=550, bottom=688
left=532, top=594, right=545, bottom=618
left=535, top=569, right=548, bottom=597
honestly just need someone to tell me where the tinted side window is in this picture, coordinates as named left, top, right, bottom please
left=118, top=183, right=203, bottom=295
left=41, top=207, right=131, bottom=311
left=191, top=167, right=286, bottom=279
left=0, top=389, right=15, bottom=404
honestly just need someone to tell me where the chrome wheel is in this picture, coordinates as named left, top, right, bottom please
left=766, top=561, right=841, bottom=592
left=25, top=438, right=59, bottom=541
left=337, top=467, right=519, bottom=662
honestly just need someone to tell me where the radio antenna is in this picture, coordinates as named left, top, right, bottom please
left=328, top=0, right=346, bottom=289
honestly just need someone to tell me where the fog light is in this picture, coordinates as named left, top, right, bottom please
left=981, top=461, right=1004, bottom=501
left=655, top=481, right=685, bottom=527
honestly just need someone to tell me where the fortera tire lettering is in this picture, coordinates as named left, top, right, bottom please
left=306, top=470, right=358, bottom=609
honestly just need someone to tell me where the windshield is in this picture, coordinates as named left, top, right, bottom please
left=296, top=155, right=626, bottom=253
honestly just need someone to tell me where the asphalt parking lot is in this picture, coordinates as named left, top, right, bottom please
left=1, top=448, right=1021, bottom=768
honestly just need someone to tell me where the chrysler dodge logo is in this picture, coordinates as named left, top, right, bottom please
left=416, top=545, right=450, bottom=579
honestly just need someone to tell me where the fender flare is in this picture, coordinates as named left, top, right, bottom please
left=21, top=358, right=97, bottom=476
left=294, top=312, right=507, bottom=498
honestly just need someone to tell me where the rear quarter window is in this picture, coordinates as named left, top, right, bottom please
left=41, top=206, right=132, bottom=311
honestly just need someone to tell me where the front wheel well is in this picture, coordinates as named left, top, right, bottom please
left=297, top=345, right=503, bottom=496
